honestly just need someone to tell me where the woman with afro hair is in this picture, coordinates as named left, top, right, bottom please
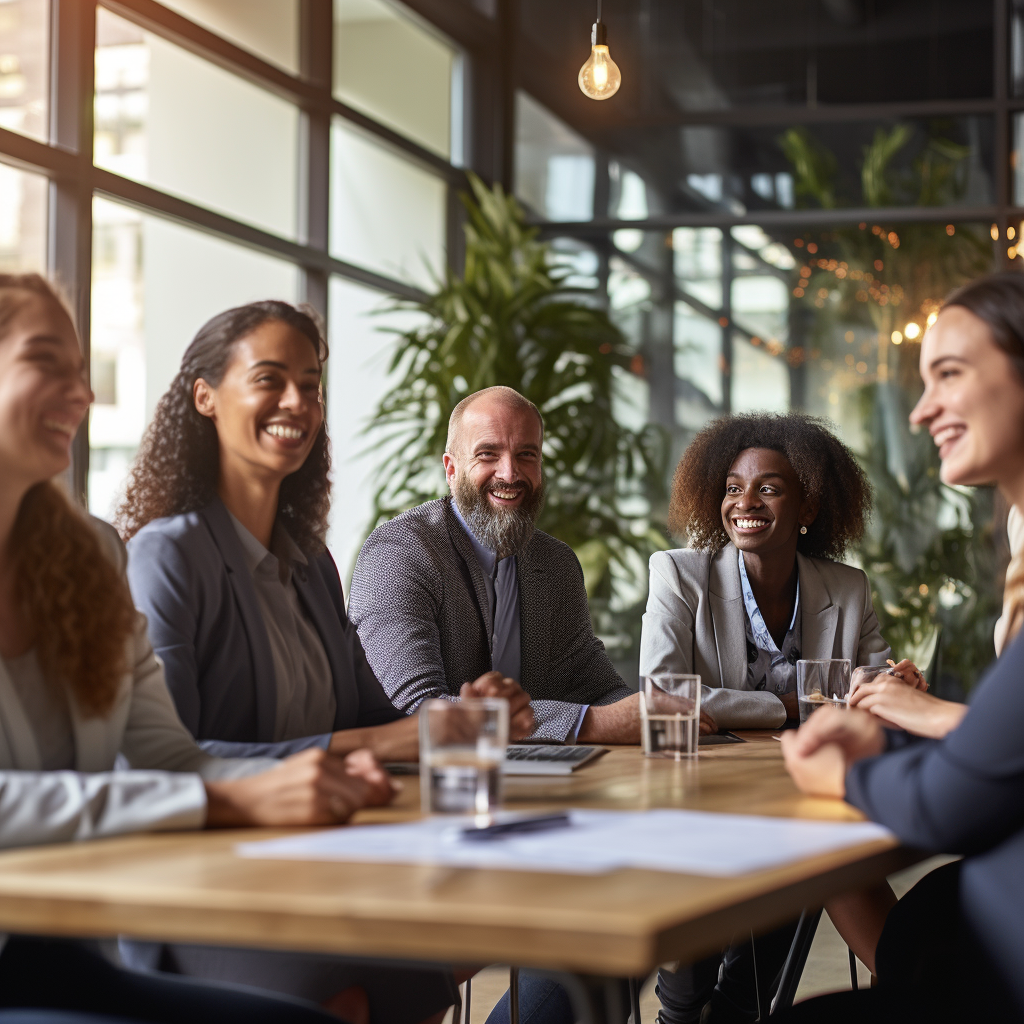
left=641, top=412, right=926, bottom=1024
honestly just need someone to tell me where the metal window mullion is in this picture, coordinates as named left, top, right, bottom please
left=299, top=0, right=332, bottom=322
left=48, top=0, right=97, bottom=506
left=996, top=0, right=1012, bottom=266
left=532, top=204, right=1005, bottom=233
left=496, top=0, right=518, bottom=190
left=89, top=166, right=427, bottom=301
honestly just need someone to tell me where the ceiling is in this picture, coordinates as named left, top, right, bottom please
left=514, top=0, right=997, bottom=219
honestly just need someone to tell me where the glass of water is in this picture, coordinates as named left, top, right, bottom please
left=419, top=698, right=508, bottom=818
left=796, top=659, right=852, bottom=724
left=640, top=674, right=701, bottom=759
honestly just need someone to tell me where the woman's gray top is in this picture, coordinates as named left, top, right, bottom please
left=227, top=514, right=337, bottom=742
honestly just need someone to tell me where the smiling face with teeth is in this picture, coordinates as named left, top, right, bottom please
left=193, top=319, right=323, bottom=489
left=0, top=291, right=92, bottom=492
left=443, top=393, right=545, bottom=558
left=720, top=447, right=817, bottom=559
left=910, top=305, right=1024, bottom=494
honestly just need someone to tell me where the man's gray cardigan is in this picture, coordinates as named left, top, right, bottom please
left=349, top=497, right=631, bottom=741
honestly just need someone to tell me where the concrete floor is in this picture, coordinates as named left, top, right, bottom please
left=443, top=856, right=955, bottom=1024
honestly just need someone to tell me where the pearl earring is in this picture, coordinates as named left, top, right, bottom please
left=800, top=525, right=808, bottom=534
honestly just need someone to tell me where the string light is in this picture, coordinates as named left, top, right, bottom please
left=578, top=0, right=621, bottom=100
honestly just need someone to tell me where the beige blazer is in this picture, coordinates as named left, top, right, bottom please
left=639, top=543, right=891, bottom=730
left=0, top=520, right=273, bottom=850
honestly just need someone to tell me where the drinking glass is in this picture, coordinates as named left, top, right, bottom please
left=419, top=698, right=508, bottom=817
left=640, top=674, right=701, bottom=759
left=850, top=663, right=898, bottom=696
left=796, top=659, right=852, bottom=724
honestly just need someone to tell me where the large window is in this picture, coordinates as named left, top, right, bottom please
left=0, top=0, right=48, bottom=143
left=89, top=197, right=300, bottom=517
left=330, top=118, right=446, bottom=287
left=0, top=161, right=46, bottom=272
left=334, top=0, right=457, bottom=159
left=1, top=0, right=1019, bottom=691
left=0, top=0, right=464, bottom=556
left=95, top=7, right=300, bottom=238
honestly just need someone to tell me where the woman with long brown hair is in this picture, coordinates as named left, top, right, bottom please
left=117, top=300, right=532, bottom=764
left=116, top=299, right=523, bottom=1023
left=0, top=272, right=393, bottom=1023
left=781, top=271, right=1024, bottom=1022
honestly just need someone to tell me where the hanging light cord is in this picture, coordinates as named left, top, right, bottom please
left=597, top=0, right=602, bottom=22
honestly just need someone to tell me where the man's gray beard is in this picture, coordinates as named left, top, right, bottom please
left=453, top=473, right=545, bottom=560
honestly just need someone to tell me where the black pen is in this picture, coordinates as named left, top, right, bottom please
left=460, top=813, right=572, bottom=842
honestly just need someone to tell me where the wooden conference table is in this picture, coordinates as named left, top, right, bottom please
left=0, top=735, right=921, bottom=1020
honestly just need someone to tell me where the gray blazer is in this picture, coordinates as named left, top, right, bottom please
left=349, top=497, right=632, bottom=742
left=0, top=519, right=271, bottom=850
left=126, top=500, right=404, bottom=759
left=639, top=543, right=890, bottom=729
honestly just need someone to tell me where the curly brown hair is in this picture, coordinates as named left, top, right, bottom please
left=668, top=412, right=871, bottom=560
left=116, top=301, right=331, bottom=554
left=1, top=274, right=136, bottom=718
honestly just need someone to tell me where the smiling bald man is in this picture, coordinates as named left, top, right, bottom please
left=349, top=386, right=638, bottom=743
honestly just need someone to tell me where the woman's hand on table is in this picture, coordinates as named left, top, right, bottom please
left=780, top=706, right=885, bottom=798
left=204, top=747, right=399, bottom=828
left=849, top=681, right=968, bottom=739
left=885, top=658, right=929, bottom=691
left=461, top=671, right=536, bottom=740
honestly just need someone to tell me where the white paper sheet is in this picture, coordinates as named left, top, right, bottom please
left=236, top=809, right=894, bottom=877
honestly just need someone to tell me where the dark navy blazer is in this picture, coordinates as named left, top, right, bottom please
left=845, top=631, right=1024, bottom=1015
left=125, top=499, right=404, bottom=759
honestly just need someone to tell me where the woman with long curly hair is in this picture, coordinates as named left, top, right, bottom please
left=0, top=272, right=395, bottom=1024
left=118, top=301, right=531, bottom=764
left=116, top=300, right=524, bottom=1023
left=641, top=413, right=926, bottom=1024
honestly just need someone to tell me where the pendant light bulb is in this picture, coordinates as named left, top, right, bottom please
left=579, top=21, right=621, bottom=100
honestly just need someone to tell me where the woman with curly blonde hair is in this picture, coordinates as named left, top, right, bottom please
left=0, top=273, right=395, bottom=1024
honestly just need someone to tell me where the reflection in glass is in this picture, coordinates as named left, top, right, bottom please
left=334, top=0, right=456, bottom=158
left=514, top=92, right=594, bottom=222
left=89, top=197, right=300, bottom=518
left=159, top=0, right=299, bottom=72
left=329, top=118, right=446, bottom=289
left=599, top=117, right=995, bottom=220
left=94, top=7, right=299, bottom=238
left=0, top=0, right=48, bottom=142
left=0, top=160, right=46, bottom=272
